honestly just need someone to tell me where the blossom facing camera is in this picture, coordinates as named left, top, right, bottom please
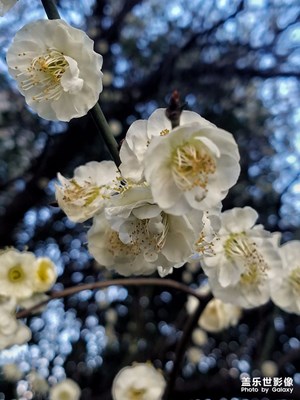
left=0, top=249, right=36, bottom=299
left=144, top=121, right=240, bottom=215
left=50, top=379, right=81, bottom=400
left=6, top=19, right=103, bottom=121
left=112, top=363, right=166, bottom=400
left=120, top=108, right=214, bottom=183
left=0, top=0, right=18, bottom=16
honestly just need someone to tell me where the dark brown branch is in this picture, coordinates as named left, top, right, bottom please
left=163, top=297, right=212, bottom=400
left=16, top=278, right=205, bottom=319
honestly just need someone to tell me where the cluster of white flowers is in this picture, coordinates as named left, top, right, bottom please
left=0, top=248, right=57, bottom=350
left=55, top=105, right=300, bottom=315
left=56, top=108, right=239, bottom=277
left=112, top=363, right=166, bottom=400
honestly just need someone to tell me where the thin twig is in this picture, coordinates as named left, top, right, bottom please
left=16, top=278, right=205, bottom=319
left=89, top=103, right=121, bottom=167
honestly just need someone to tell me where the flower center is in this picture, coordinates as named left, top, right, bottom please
left=224, top=233, right=269, bottom=286
left=18, top=49, right=69, bottom=101
left=128, top=214, right=169, bottom=253
left=289, top=267, right=300, bottom=294
left=171, top=142, right=216, bottom=191
left=108, top=231, right=140, bottom=258
left=58, top=391, right=71, bottom=400
left=8, top=264, right=25, bottom=283
left=108, top=213, right=169, bottom=261
left=128, top=387, right=147, bottom=400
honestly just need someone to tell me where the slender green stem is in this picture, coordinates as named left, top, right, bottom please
left=41, top=0, right=60, bottom=19
left=89, top=103, right=121, bottom=167
left=16, top=278, right=205, bottom=319
left=163, top=295, right=212, bottom=400
left=39, top=0, right=121, bottom=168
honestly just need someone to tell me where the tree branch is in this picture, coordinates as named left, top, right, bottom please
left=16, top=278, right=206, bottom=319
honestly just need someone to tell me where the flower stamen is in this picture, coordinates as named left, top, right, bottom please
left=171, top=142, right=216, bottom=191
left=62, top=179, right=109, bottom=207
left=18, top=49, right=69, bottom=102
left=224, top=233, right=269, bottom=287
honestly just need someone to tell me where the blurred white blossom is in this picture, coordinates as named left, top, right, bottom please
left=187, top=347, right=204, bottom=364
left=270, top=240, right=300, bottom=314
left=112, top=363, right=166, bottom=400
left=0, top=249, right=36, bottom=299
left=33, top=257, right=57, bottom=292
left=261, top=360, right=278, bottom=377
left=0, top=298, right=31, bottom=350
left=2, top=363, right=23, bottom=381
left=50, top=379, right=81, bottom=400
left=192, top=328, right=208, bottom=346
left=199, top=298, right=242, bottom=333
left=28, top=371, right=49, bottom=395
left=7, top=19, right=103, bottom=121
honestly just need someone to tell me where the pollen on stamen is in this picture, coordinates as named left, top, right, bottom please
left=171, top=142, right=216, bottom=191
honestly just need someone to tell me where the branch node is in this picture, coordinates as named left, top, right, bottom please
left=165, top=90, right=186, bottom=129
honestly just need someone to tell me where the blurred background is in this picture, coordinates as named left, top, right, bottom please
left=0, top=0, right=299, bottom=399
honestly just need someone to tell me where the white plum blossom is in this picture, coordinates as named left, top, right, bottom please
left=7, top=19, right=103, bottom=121
left=50, top=379, right=81, bottom=400
left=270, top=240, right=300, bottom=314
left=144, top=120, right=240, bottom=215
left=120, top=108, right=214, bottom=182
left=261, top=360, right=278, bottom=377
left=88, top=185, right=202, bottom=277
left=0, top=249, right=36, bottom=299
left=112, top=363, right=166, bottom=400
left=192, top=328, right=208, bottom=346
left=187, top=347, right=204, bottom=364
left=2, top=363, right=23, bottom=381
left=202, top=207, right=282, bottom=309
left=0, top=298, right=32, bottom=350
left=56, top=160, right=120, bottom=223
left=0, top=0, right=18, bottom=16
left=198, top=298, right=242, bottom=333
left=28, top=371, right=49, bottom=396
left=33, top=257, right=57, bottom=292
